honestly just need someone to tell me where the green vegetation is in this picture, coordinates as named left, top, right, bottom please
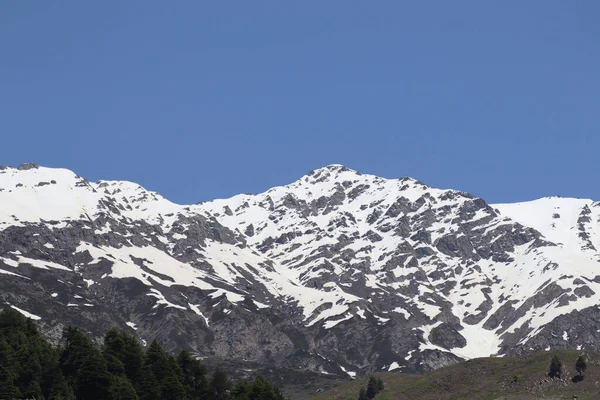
left=313, top=350, right=600, bottom=400
left=0, top=308, right=285, bottom=400
left=356, top=376, right=384, bottom=399
left=548, top=354, right=562, bottom=378
left=576, top=355, right=587, bottom=377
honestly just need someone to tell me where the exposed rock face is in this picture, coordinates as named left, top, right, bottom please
left=1, top=164, right=600, bottom=377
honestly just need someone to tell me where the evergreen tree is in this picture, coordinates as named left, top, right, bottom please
left=23, top=379, right=43, bottom=399
left=549, top=355, right=563, bottom=379
left=40, top=344, right=64, bottom=399
left=0, top=309, right=287, bottom=400
left=232, top=379, right=252, bottom=400
left=105, top=352, right=127, bottom=376
left=60, top=326, right=95, bottom=385
left=0, top=337, right=21, bottom=400
left=142, top=340, right=185, bottom=400
left=366, top=376, right=378, bottom=399
left=576, top=355, right=587, bottom=377
left=122, top=333, right=144, bottom=386
left=136, top=364, right=161, bottom=400
left=109, top=375, right=140, bottom=400
left=74, top=349, right=112, bottom=400
left=376, top=377, right=384, bottom=392
left=358, top=387, right=368, bottom=400
left=104, top=329, right=127, bottom=376
left=48, top=372, right=76, bottom=400
left=178, top=350, right=208, bottom=399
left=103, top=328, right=144, bottom=384
left=211, top=367, right=230, bottom=400
left=250, top=375, right=285, bottom=400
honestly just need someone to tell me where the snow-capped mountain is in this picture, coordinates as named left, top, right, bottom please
left=2, top=163, right=600, bottom=376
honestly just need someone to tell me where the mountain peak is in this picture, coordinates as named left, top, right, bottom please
left=3, top=162, right=600, bottom=378
left=308, top=164, right=358, bottom=175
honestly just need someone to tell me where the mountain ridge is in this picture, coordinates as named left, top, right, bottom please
left=1, top=162, right=600, bottom=377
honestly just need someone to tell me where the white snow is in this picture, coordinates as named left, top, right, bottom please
left=253, top=300, right=270, bottom=309
left=147, top=288, right=187, bottom=310
left=10, top=305, right=41, bottom=320
left=0, top=268, right=29, bottom=279
left=126, top=321, right=138, bottom=330
left=417, top=302, right=441, bottom=319
left=323, top=314, right=353, bottom=329
left=393, top=307, right=411, bottom=319
left=4, top=165, right=600, bottom=364
left=188, top=303, right=210, bottom=326
left=339, top=365, right=357, bottom=378
left=450, top=322, right=502, bottom=360
left=14, top=255, right=71, bottom=271
left=83, top=279, right=95, bottom=287
left=0, top=257, right=19, bottom=267
left=494, top=197, right=598, bottom=252
left=388, top=362, right=401, bottom=371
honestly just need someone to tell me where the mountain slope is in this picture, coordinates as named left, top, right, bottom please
left=314, top=349, right=600, bottom=400
left=1, top=163, right=600, bottom=377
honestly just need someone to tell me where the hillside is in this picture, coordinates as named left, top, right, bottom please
left=313, top=350, right=600, bottom=400
left=1, top=163, right=600, bottom=377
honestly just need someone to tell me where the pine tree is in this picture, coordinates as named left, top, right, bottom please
left=104, top=329, right=127, bottom=376
left=141, top=340, right=185, bottom=400
left=232, top=379, right=252, bottom=400
left=250, top=375, right=279, bottom=400
left=39, top=342, right=63, bottom=398
left=358, top=387, right=368, bottom=400
left=211, top=367, right=230, bottom=400
left=0, top=309, right=287, bottom=400
left=177, top=350, right=208, bottom=399
left=60, top=326, right=95, bottom=385
left=122, top=333, right=144, bottom=386
left=549, top=355, right=563, bottom=379
left=22, top=379, right=43, bottom=399
left=136, top=364, right=161, bottom=400
left=74, top=349, right=112, bottom=400
left=48, top=372, right=76, bottom=400
left=366, top=376, right=378, bottom=399
left=0, top=337, right=21, bottom=400
left=576, top=355, right=587, bottom=377
left=109, top=375, right=140, bottom=400
left=376, top=377, right=384, bottom=392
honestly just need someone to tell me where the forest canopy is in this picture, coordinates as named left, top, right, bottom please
left=0, top=308, right=286, bottom=400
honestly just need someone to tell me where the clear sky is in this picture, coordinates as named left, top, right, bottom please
left=1, top=2, right=598, bottom=205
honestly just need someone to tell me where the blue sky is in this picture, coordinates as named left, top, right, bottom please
left=1, top=2, right=598, bottom=204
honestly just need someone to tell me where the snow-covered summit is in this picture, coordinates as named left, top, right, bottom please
left=494, top=197, right=600, bottom=254
left=1, top=164, right=600, bottom=376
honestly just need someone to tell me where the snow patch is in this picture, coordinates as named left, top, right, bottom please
left=10, top=305, right=41, bottom=320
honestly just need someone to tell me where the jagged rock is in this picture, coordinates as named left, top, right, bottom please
left=429, top=323, right=467, bottom=349
left=17, top=163, right=39, bottom=170
left=1, top=164, right=600, bottom=377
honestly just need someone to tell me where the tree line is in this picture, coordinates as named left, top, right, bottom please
left=0, top=308, right=286, bottom=400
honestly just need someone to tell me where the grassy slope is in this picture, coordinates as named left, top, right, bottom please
left=313, top=350, right=600, bottom=400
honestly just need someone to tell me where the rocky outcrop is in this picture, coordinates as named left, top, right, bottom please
left=1, top=164, right=600, bottom=378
